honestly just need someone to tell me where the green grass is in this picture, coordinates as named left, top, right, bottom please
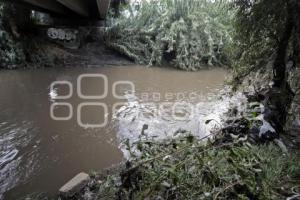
left=94, top=135, right=300, bottom=199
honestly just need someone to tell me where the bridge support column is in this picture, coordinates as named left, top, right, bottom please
left=96, top=0, right=111, bottom=19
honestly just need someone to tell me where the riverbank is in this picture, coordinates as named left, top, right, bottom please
left=17, top=78, right=300, bottom=200
left=89, top=137, right=300, bottom=200
left=47, top=69, right=300, bottom=200
left=24, top=134, right=300, bottom=200
left=1, top=0, right=299, bottom=199
left=0, top=36, right=133, bottom=70
left=2, top=37, right=299, bottom=200
left=2, top=26, right=299, bottom=200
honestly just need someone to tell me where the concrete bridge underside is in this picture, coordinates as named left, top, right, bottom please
left=11, top=0, right=111, bottom=19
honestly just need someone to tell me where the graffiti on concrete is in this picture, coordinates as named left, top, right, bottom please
left=47, top=28, right=80, bottom=49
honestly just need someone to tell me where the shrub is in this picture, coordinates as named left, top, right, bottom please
left=105, top=0, right=235, bottom=70
left=0, top=3, right=25, bottom=69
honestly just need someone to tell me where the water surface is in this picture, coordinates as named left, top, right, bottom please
left=0, top=66, right=227, bottom=199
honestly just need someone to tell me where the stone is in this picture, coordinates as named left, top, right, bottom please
left=59, top=172, right=90, bottom=197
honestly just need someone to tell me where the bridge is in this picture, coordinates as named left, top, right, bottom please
left=9, top=0, right=112, bottom=19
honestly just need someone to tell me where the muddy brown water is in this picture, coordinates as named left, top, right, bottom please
left=0, top=66, right=227, bottom=200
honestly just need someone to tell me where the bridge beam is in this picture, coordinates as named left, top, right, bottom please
left=23, top=0, right=66, bottom=14
left=96, top=0, right=111, bottom=19
left=56, top=0, right=89, bottom=17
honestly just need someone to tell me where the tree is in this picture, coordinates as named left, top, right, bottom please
left=234, top=0, right=300, bottom=133
left=234, top=0, right=300, bottom=83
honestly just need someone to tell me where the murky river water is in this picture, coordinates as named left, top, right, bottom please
left=0, top=66, right=227, bottom=199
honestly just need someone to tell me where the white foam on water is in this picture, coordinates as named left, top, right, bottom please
left=113, top=89, right=248, bottom=159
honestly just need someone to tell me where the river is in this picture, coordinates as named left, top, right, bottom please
left=0, top=65, right=227, bottom=199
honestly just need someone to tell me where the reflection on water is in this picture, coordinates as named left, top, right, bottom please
left=0, top=66, right=227, bottom=200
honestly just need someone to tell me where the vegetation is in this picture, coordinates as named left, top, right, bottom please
left=231, top=0, right=300, bottom=136
left=232, top=0, right=300, bottom=84
left=94, top=2, right=300, bottom=199
left=105, top=0, right=234, bottom=70
left=1, top=0, right=300, bottom=199
left=93, top=135, right=300, bottom=200
left=0, top=2, right=62, bottom=69
left=0, top=3, right=25, bottom=69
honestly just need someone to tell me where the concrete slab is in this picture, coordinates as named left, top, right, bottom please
left=59, top=172, right=90, bottom=197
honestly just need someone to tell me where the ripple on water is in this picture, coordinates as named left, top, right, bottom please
left=0, top=121, right=39, bottom=199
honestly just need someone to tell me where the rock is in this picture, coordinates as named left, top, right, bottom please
left=59, top=172, right=90, bottom=197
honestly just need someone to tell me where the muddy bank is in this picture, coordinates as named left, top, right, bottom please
left=61, top=42, right=132, bottom=67
left=0, top=15, right=132, bottom=70
left=1, top=37, right=132, bottom=69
